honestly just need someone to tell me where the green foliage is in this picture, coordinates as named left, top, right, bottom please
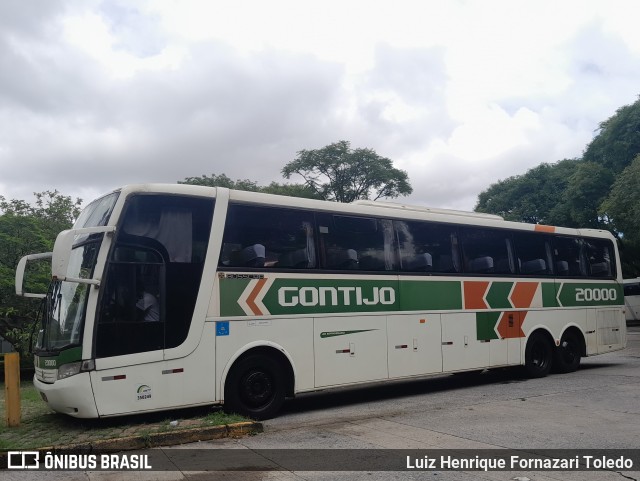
left=475, top=160, right=576, bottom=225
left=601, top=155, right=640, bottom=275
left=259, top=182, right=321, bottom=199
left=583, top=99, right=640, bottom=173
left=178, top=173, right=261, bottom=191
left=179, top=174, right=321, bottom=199
left=0, top=191, right=81, bottom=355
left=563, top=161, right=615, bottom=228
left=282, top=140, right=412, bottom=202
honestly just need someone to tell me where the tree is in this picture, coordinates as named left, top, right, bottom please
left=0, top=191, right=82, bottom=357
left=281, top=140, right=412, bottom=202
left=563, top=161, right=614, bottom=228
left=475, top=160, right=577, bottom=224
left=179, top=174, right=321, bottom=199
left=259, top=182, right=320, bottom=199
left=178, top=173, right=260, bottom=191
left=583, top=97, right=640, bottom=174
left=601, top=155, right=640, bottom=276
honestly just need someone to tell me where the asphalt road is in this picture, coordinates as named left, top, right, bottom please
left=8, top=326, right=640, bottom=481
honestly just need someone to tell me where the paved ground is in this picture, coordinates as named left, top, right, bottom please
left=5, top=326, right=640, bottom=480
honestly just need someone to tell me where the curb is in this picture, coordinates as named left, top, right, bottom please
left=37, top=421, right=263, bottom=452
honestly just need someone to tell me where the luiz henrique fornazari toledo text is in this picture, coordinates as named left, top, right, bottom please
left=405, top=454, right=635, bottom=471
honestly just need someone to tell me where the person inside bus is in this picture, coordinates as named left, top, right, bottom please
left=136, top=282, right=160, bottom=322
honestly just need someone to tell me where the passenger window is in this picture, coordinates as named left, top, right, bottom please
left=513, top=232, right=553, bottom=276
left=220, top=205, right=317, bottom=269
left=395, top=221, right=459, bottom=273
left=553, top=237, right=583, bottom=277
left=317, top=214, right=396, bottom=271
left=460, top=228, right=513, bottom=275
left=583, top=238, right=614, bottom=278
left=624, top=283, right=640, bottom=296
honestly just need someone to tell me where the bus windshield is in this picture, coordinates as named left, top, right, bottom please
left=38, top=239, right=101, bottom=352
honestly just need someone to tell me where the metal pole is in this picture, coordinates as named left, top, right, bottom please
left=4, top=352, right=21, bottom=427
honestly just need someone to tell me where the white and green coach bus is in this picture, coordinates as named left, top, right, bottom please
left=15, top=184, right=626, bottom=419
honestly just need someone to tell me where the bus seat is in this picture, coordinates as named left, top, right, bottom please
left=240, top=244, right=266, bottom=267
left=521, top=258, right=546, bottom=275
left=469, top=256, right=493, bottom=273
left=406, top=253, right=433, bottom=272
left=556, top=260, right=569, bottom=276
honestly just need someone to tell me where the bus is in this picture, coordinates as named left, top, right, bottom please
left=15, top=184, right=626, bottom=420
left=623, top=278, right=640, bottom=322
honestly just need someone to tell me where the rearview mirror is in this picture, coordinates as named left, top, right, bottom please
left=15, top=252, right=52, bottom=298
left=51, top=226, right=116, bottom=283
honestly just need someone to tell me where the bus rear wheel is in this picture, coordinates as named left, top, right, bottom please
left=524, top=332, right=553, bottom=378
left=224, top=354, right=285, bottom=420
left=553, top=331, right=581, bottom=373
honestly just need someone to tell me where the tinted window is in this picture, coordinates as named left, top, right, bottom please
left=220, top=205, right=316, bottom=269
left=460, top=228, right=513, bottom=274
left=317, top=214, right=395, bottom=271
left=513, top=232, right=553, bottom=276
left=97, top=194, right=214, bottom=358
left=553, top=237, right=583, bottom=277
left=583, top=238, right=614, bottom=278
left=395, top=221, right=459, bottom=273
left=624, top=283, right=640, bottom=296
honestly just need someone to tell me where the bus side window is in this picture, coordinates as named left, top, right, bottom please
left=512, top=232, right=553, bottom=276
left=395, top=220, right=458, bottom=274
left=220, top=204, right=317, bottom=270
left=553, top=237, right=584, bottom=277
left=583, top=238, right=614, bottom=278
left=459, top=228, right=514, bottom=275
left=317, top=214, right=396, bottom=271
left=624, top=282, right=640, bottom=296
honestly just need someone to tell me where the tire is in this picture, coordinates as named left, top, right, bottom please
left=224, top=354, right=286, bottom=420
left=553, top=331, right=582, bottom=373
left=524, top=332, right=553, bottom=378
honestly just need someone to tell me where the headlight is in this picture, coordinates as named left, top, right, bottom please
left=57, top=362, right=81, bottom=380
left=56, top=359, right=95, bottom=380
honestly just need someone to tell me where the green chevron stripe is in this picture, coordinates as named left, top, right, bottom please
left=485, top=282, right=513, bottom=309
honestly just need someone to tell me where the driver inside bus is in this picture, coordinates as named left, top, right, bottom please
left=136, top=282, right=160, bottom=322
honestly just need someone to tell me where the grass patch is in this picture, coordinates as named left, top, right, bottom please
left=0, top=381, right=249, bottom=450
left=204, top=410, right=246, bottom=425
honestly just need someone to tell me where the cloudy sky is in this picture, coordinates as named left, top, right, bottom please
left=1, top=0, right=639, bottom=211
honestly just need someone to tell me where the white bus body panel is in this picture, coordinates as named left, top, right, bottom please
left=386, top=314, right=443, bottom=378
left=313, top=315, right=387, bottom=387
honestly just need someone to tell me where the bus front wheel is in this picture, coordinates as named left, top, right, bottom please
left=524, top=332, right=553, bottom=378
left=224, top=354, right=286, bottom=420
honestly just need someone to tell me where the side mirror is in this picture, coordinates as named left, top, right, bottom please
left=15, top=252, right=52, bottom=298
left=51, top=226, right=116, bottom=283
left=51, top=229, right=74, bottom=281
